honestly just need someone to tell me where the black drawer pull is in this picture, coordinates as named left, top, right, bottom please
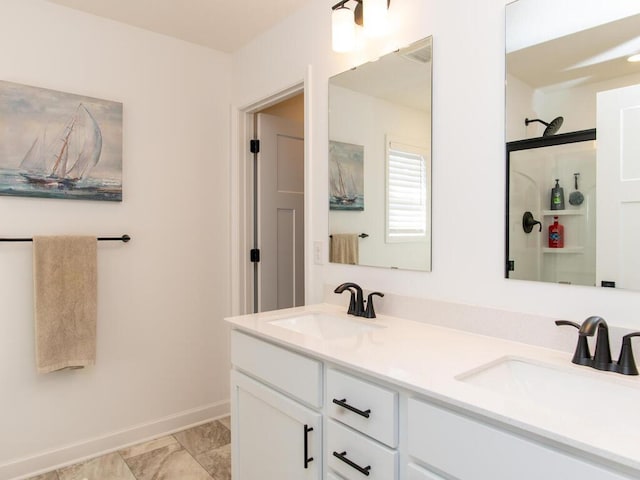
left=332, top=398, right=371, bottom=418
left=333, top=451, right=371, bottom=476
left=303, top=425, right=314, bottom=469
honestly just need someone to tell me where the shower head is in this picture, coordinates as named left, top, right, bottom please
left=525, top=116, right=564, bottom=136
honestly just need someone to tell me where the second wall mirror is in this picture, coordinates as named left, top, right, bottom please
left=328, top=36, right=433, bottom=271
left=505, top=0, right=640, bottom=290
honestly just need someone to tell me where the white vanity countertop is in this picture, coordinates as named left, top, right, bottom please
left=225, top=303, right=640, bottom=474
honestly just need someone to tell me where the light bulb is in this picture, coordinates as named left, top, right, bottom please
left=363, top=0, right=388, bottom=37
left=628, top=53, right=640, bottom=63
left=332, top=6, right=356, bottom=53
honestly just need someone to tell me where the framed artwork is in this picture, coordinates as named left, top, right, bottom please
left=0, top=80, right=123, bottom=201
left=329, top=140, right=364, bottom=211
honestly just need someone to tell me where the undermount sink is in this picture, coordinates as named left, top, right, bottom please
left=268, top=312, right=384, bottom=340
left=457, top=356, right=640, bottom=430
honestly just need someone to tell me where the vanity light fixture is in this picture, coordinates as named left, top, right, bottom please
left=628, top=53, right=640, bottom=63
left=331, top=0, right=391, bottom=53
left=332, top=3, right=356, bottom=53
left=363, top=0, right=389, bottom=37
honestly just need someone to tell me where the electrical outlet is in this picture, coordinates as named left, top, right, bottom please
left=313, top=241, right=323, bottom=265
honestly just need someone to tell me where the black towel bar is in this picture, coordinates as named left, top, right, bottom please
left=329, top=233, right=368, bottom=239
left=0, top=234, right=131, bottom=243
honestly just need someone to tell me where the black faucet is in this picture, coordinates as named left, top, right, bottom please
left=334, top=282, right=365, bottom=316
left=364, top=292, right=384, bottom=318
left=556, top=317, right=640, bottom=375
left=578, top=316, right=613, bottom=371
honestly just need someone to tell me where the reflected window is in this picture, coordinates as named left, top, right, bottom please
left=386, top=141, right=428, bottom=242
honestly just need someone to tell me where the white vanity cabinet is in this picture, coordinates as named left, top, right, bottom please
left=407, top=398, right=635, bottom=480
left=230, top=331, right=322, bottom=480
left=229, top=327, right=638, bottom=480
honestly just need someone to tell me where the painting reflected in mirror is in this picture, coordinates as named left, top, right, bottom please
left=329, top=36, right=432, bottom=271
left=330, top=140, right=364, bottom=211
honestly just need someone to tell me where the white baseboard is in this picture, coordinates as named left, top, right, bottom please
left=2, top=400, right=230, bottom=480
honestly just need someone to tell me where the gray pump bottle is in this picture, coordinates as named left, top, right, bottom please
left=550, top=178, right=565, bottom=210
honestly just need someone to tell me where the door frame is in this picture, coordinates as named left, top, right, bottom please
left=230, top=68, right=312, bottom=315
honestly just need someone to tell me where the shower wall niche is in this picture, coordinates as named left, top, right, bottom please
left=507, top=131, right=596, bottom=286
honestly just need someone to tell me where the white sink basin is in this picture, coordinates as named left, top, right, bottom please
left=457, top=356, right=640, bottom=430
left=268, top=312, right=383, bottom=340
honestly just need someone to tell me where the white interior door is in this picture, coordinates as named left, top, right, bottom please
left=257, top=113, right=304, bottom=312
left=596, top=84, right=640, bottom=289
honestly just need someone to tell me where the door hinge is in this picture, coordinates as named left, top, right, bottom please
left=508, top=260, right=515, bottom=272
left=250, top=248, right=260, bottom=263
left=250, top=139, right=260, bottom=154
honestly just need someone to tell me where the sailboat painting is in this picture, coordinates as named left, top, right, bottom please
left=0, top=81, right=122, bottom=201
left=329, top=140, right=364, bottom=211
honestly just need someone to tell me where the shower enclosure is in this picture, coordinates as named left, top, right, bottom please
left=506, top=130, right=597, bottom=285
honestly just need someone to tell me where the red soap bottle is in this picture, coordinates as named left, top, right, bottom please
left=548, top=216, right=564, bottom=248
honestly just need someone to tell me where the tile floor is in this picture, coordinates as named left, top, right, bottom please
left=27, top=417, right=231, bottom=480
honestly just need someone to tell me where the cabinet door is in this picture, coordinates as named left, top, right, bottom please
left=407, top=463, right=446, bottom=480
left=327, top=472, right=345, bottom=480
left=408, top=399, right=633, bottom=480
left=231, top=371, right=321, bottom=480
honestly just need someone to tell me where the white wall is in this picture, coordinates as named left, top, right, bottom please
left=0, top=1, right=231, bottom=477
left=232, top=0, right=640, bottom=330
left=505, top=73, right=536, bottom=141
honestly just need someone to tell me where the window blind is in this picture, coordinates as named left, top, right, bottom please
left=387, top=144, right=427, bottom=240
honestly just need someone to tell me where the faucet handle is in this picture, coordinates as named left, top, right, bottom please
left=555, top=320, right=580, bottom=329
left=555, top=320, right=592, bottom=366
left=616, top=332, right=640, bottom=376
left=346, top=288, right=358, bottom=315
left=335, top=286, right=358, bottom=315
left=363, top=292, right=384, bottom=318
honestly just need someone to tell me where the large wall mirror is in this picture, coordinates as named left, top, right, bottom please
left=505, top=0, right=640, bottom=290
left=328, top=36, right=432, bottom=271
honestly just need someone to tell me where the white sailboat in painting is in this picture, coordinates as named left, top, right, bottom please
left=19, top=103, right=102, bottom=187
left=331, top=161, right=358, bottom=205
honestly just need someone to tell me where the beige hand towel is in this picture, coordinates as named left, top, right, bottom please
left=33, top=236, right=97, bottom=373
left=330, top=234, right=359, bottom=265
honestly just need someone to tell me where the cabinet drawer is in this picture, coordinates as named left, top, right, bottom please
left=327, top=472, right=344, bottom=480
left=407, top=463, right=445, bottom=480
left=231, top=330, right=322, bottom=407
left=327, top=419, right=398, bottom=480
left=326, top=368, right=398, bottom=447
left=407, top=398, right=633, bottom=480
